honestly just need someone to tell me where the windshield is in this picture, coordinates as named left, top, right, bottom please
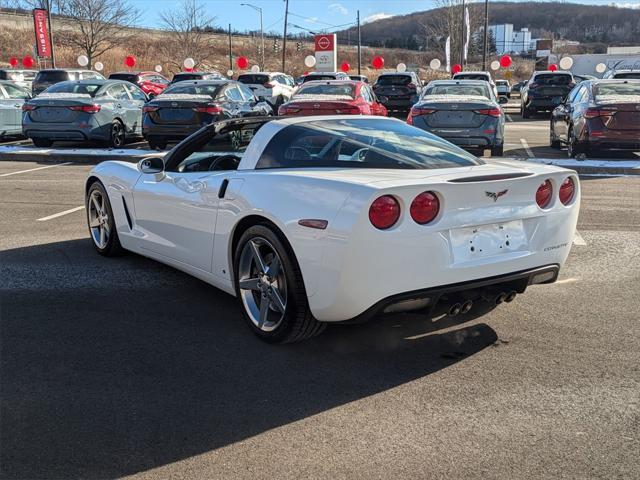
left=303, top=74, right=337, bottom=82
left=594, top=82, right=640, bottom=99
left=257, top=118, right=482, bottom=170
left=44, top=82, right=102, bottom=97
left=238, top=74, right=270, bottom=85
left=109, top=73, right=140, bottom=83
left=294, top=83, right=355, bottom=98
left=162, top=84, right=222, bottom=97
left=35, top=71, right=69, bottom=83
left=454, top=74, right=490, bottom=82
left=533, top=74, right=573, bottom=85
left=376, top=75, right=412, bottom=86
left=172, top=74, right=204, bottom=83
left=613, top=72, right=640, bottom=79
left=423, top=83, right=491, bottom=98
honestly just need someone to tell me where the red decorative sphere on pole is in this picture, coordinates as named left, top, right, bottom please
left=9, top=57, right=18, bottom=68
left=22, top=56, right=35, bottom=68
left=372, top=56, right=384, bottom=69
left=499, top=55, right=512, bottom=68
left=549, top=63, right=558, bottom=72
left=124, top=56, right=136, bottom=68
left=340, top=62, right=350, bottom=73
left=236, top=56, right=249, bottom=69
left=452, top=64, right=462, bottom=74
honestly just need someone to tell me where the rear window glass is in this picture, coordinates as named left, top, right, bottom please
left=162, top=84, right=222, bottom=97
left=45, top=82, right=102, bottom=97
left=294, top=83, right=355, bottom=98
left=257, top=118, right=481, bottom=170
left=424, top=84, right=491, bottom=98
left=109, top=73, right=140, bottom=83
left=35, top=71, right=69, bottom=83
left=496, top=81, right=508, bottom=86
left=453, top=74, right=490, bottom=82
left=303, top=74, right=337, bottom=82
left=594, top=83, right=640, bottom=98
left=612, top=72, right=640, bottom=79
left=533, top=74, right=573, bottom=85
left=376, top=75, right=412, bottom=86
left=238, top=74, right=270, bottom=85
left=171, top=74, right=203, bottom=83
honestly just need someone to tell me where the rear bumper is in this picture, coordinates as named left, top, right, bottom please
left=380, top=97, right=413, bottom=111
left=342, top=264, right=560, bottom=323
left=23, top=119, right=107, bottom=142
left=525, top=97, right=563, bottom=110
left=142, top=122, right=204, bottom=141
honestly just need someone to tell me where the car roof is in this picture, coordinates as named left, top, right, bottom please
left=533, top=70, right=572, bottom=75
left=453, top=71, right=490, bottom=75
left=301, top=79, right=358, bottom=85
left=167, top=79, right=230, bottom=86
left=428, top=79, right=488, bottom=85
left=590, top=78, right=640, bottom=84
left=378, top=71, right=413, bottom=76
left=38, top=68, right=95, bottom=73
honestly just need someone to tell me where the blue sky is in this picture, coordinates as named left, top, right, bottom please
left=132, top=0, right=639, bottom=32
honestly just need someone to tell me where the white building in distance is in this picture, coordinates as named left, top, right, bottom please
left=489, top=24, right=532, bottom=54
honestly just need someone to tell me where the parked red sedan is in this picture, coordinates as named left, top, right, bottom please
left=108, top=71, right=169, bottom=98
left=550, top=79, right=640, bottom=157
left=278, top=80, right=388, bottom=116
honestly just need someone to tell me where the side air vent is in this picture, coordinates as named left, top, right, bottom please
left=448, top=173, right=533, bottom=183
left=122, top=197, right=133, bottom=230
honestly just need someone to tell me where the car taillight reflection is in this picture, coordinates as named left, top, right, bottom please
left=536, top=179, right=553, bottom=208
left=406, top=106, right=436, bottom=125
left=584, top=107, right=616, bottom=119
left=194, top=104, right=222, bottom=115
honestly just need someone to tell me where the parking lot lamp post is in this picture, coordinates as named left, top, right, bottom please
left=241, top=3, right=265, bottom=71
left=482, top=0, right=489, bottom=70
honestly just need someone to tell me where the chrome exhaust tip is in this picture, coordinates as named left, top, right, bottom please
left=448, top=303, right=462, bottom=317
left=495, top=292, right=507, bottom=305
left=504, top=291, right=517, bottom=303
left=460, top=300, right=473, bottom=314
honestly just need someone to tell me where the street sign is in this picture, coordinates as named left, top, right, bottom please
left=314, top=34, right=337, bottom=72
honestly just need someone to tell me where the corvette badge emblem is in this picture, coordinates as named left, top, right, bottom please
left=486, top=189, right=508, bottom=201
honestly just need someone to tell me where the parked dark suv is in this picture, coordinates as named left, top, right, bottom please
left=32, top=69, right=105, bottom=96
left=372, top=72, right=422, bottom=113
left=521, top=70, right=574, bottom=118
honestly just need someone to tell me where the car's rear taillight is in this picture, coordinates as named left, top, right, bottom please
left=194, top=104, right=222, bottom=115
left=536, top=179, right=553, bottom=208
left=369, top=195, right=400, bottom=230
left=406, top=106, right=436, bottom=125
left=559, top=177, right=575, bottom=205
left=584, top=107, right=616, bottom=119
left=68, top=104, right=101, bottom=113
left=22, top=104, right=37, bottom=111
left=474, top=108, right=501, bottom=117
left=142, top=105, right=159, bottom=113
left=263, top=82, right=276, bottom=88
left=336, top=106, right=361, bottom=114
left=410, top=191, right=440, bottom=225
left=278, top=106, right=300, bottom=115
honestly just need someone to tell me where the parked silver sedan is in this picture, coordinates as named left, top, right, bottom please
left=22, top=79, right=147, bottom=147
left=406, top=80, right=507, bottom=156
left=0, top=81, right=31, bottom=139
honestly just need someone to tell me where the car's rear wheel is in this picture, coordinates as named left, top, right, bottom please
left=86, top=181, right=124, bottom=257
left=147, top=138, right=167, bottom=150
left=567, top=128, right=586, bottom=158
left=32, top=138, right=52, bottom=147
left=234, top=224, right=325, bottom=343
left=521, top=106, right=531, bottom=119
left=108, top=120, right=126, bottom=148
left=550, top=125, right=561, bottom=148
left=491, top=144, right=504, bottom=156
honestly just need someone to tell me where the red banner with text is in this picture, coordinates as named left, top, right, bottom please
left=33, top=9, right=51, bottom=58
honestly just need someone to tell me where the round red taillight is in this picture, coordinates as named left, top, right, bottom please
left=369, top=195, right=400, bottom=229
left=559, top=177, right=575, bottom=205
left=410, top=191, right=440, bottom=225
left=536, top=179, right=553, bottom=208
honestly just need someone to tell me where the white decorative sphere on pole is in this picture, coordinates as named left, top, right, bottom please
left=183, top=57, right=195, bottom=69
left=490, top=60, right=500, bottom=71
left=429, top=58, right=441, bottom=70
left=559, top=56, right=573, bottom=70
left=94, top=62, right=104, bottom=71
left=251, top=65, right=260, bottom=73
left=77, top=55, right=89, bottom=67
left=304, top=55, right=316, bottom=68
left=396, top=63, right=407, bottom=72
left=154, top=65, right=162, bottom=73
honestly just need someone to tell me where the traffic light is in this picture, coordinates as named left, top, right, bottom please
left=273, top=39, right=279, bottom=53
left=296, top=42, right=301, bottom=52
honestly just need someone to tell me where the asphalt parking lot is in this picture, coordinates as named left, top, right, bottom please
left=1, top=157, right=639, bottom=479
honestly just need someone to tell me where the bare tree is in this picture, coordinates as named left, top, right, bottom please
left=158, top=0, right=217, bottom=71
left=57, top=0, right=139, bottom=68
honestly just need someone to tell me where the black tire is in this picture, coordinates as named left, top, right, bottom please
left=567, top=128, right=586, bottom=158
left=32, top=138, right=52, bottom=147
left=108, top=120, right=126, bottom=148
left=550, top=125, right=561, bottom=148
left=491, top=144, right=504, bottom=156
left=522, top=106, right=531, bottom=119
left=234, top=224, right=326, bottom=344
left=147, top=138, right=167, bottom=150
left=86, top=181, right=124, bottom=257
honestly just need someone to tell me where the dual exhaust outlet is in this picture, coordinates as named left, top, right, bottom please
left=447, top=290, right=517, bottom=317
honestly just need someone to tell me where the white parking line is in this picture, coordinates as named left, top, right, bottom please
left=37, top=205, right=84, bottom=222
left=520, top=138, right=534, bottom=157
left=573, top=231, right=587, bottom=246
left=0, top=162, right=72, bottom=177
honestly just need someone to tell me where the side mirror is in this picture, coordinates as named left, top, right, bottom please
left=137, top=156, right=164, bottom=177
left=499, top=96, right=509, bottom=104
left=377, top=95, right=389, bottom=104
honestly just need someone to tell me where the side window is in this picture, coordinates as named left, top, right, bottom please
left=3, top=82, right=28, bottom=99
left=578, top=86, right=590, bottom=103
left=124, top=83, right=147, bottom=101
left=82, top=71, right=97, bottom=79
left=0, top=86, right=7, bottom=99
left=107, top=83, right=130, bottom=100
left=567, top=85, right=582, bottom=103
left=225, top=86, right=243, bottom=102
left=238, top=84, right=256, bottom=102
left=361, top=86, right=372, bottom=103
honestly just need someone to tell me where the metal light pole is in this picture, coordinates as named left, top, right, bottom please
left=46, top=0, right=56, bottom=68
left=228, top=23, right=233, bottom=72
left=459, top=0, right=465, bottom=65
left=241, top=3, right=264, bottom=71
left=282, top=0, right=289, bottom=72
left=482, top=0, right=489, bottom=70
left=357, top=10, right=361, bottom=75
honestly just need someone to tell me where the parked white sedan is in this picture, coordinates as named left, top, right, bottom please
left=85, top=116, right=580, bottom=343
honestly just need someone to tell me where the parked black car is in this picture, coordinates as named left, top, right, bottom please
left=142, top=80, right=272, bottom=149
left=372, top=71, right=422, bottom=113
left=521, top=71, right=575, bottom=118
left=31, top=69, right=105, bottom=96
left=169, top=71, right=222, bottom=84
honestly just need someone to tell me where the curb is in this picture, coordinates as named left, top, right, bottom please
left=497, top=157, right=640, bottom=176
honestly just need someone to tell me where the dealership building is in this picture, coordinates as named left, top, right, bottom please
left=488, top=24, right=532, bottom=54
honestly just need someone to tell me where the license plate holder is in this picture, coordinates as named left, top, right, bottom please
left=450, top=220, right=528, bottom=263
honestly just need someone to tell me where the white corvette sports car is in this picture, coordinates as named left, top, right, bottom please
left=85, top=116, right=580, bottom=343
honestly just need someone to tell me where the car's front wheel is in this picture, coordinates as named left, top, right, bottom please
left=234, top=224, right=325, bottom=343
left=490, top=144, right=504, bottom=156
left=108, top=120, right=126, bottom=148
left=86, top=181, right=124, bottom=256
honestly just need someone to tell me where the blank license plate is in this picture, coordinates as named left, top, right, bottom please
left=450, top=220, right=528, bottom=263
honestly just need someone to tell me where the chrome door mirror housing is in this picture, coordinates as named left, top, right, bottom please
left=137, top=157, right=165, bottom=180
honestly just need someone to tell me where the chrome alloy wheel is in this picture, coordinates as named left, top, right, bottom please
left=238, top=237, right=287, bottom=332
left=88, top=189, right=110, bottom=249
